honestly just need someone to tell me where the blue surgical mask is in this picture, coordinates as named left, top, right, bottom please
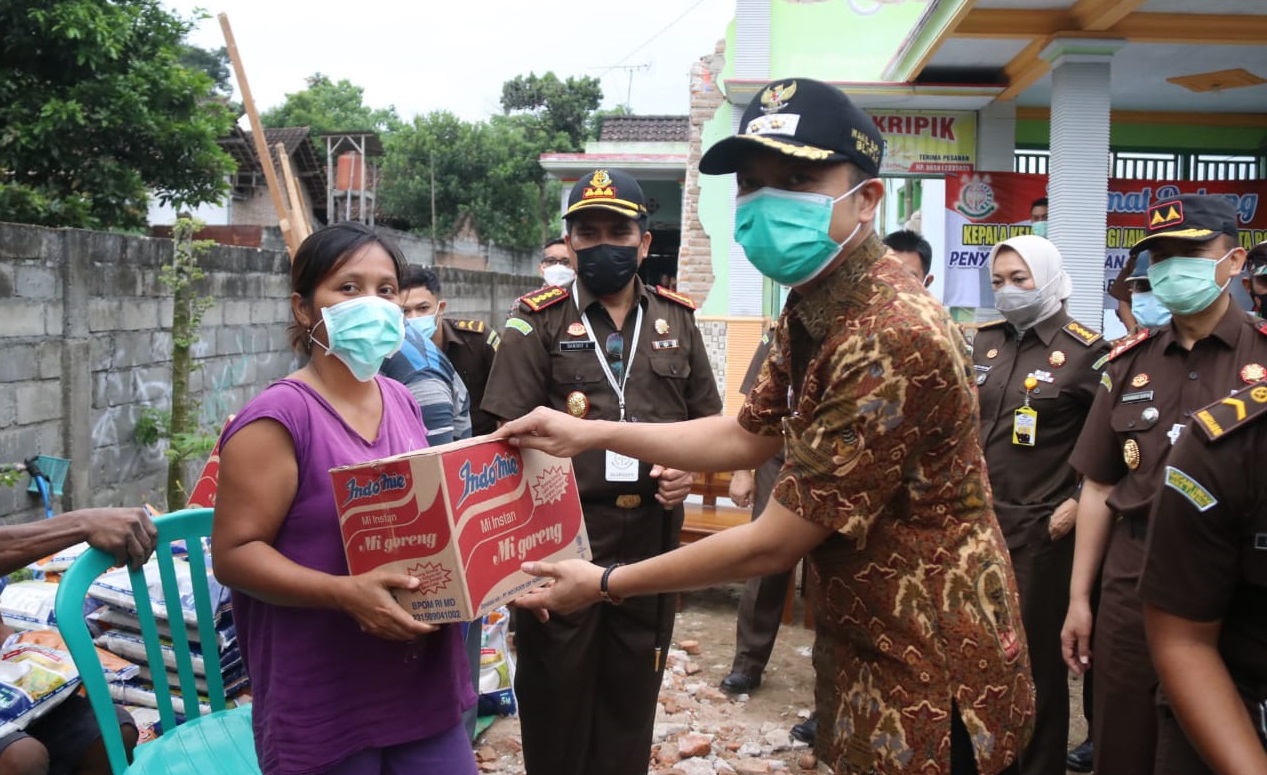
left=311, top=296, right=405, bottom=381
left=733, top=180, right=867, bottom=287
left=1129, top=291, right=1172, bottom=328
left=1146, top=252, right=1232, bottom=316
left=1031, top=221, right=1048, bottom=238
left=406, top=313, right=438, bottom=341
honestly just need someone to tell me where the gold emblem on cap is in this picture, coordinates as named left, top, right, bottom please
left=1123, top=439, right=1141, bottom=470
left=566, top=391, right=589, bottom=418
left=1049, top=351, right=1066, bottom=367
left=759, top=81, right=797, bottom=114
left=654, top=318, right=669, bottom=335
left=986, top=348, right=998, bottom=359
left=1240, top=363, right=1266, bottom=384
left=583, top=169, right=615, bottom=200
left=567, top=322, right=587, bottom=337
left=1131, top=373, right=1150, bottom=388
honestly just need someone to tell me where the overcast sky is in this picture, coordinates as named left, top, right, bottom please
left=168, top=0, right=735, bottom=123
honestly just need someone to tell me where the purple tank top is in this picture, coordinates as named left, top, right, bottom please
left=221, top=377, right=474, bottom=775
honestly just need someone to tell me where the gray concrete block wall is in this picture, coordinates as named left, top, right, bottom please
left=0, top=221, right=540, bottom=524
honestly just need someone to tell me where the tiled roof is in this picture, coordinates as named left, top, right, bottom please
left=598, top=115, right=690, bottom=143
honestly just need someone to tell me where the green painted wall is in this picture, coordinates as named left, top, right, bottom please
left=1017, top=118, right=1266, bottom=154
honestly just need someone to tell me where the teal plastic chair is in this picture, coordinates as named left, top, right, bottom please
left=53, top=507, right=260, bottom=775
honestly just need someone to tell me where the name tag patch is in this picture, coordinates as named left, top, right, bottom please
left=1163, top=466, right=1217, bottom=512
left=558, top=340, right=596, bottom=352
left=1120, top=390, right=1154, bottom=403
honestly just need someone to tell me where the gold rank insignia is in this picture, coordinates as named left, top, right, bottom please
left=986, top=348, right=998, bottom=359
left=653, top=285, right=697, bottom=310
left=1131, top=373, right=1150, bottom=388
left=1062, top=321, right=1103, bottom=346
left=566, top=391, right=589, bottom=418
left=567, top=322, right=587, bottom=337
left=1123, top=438, right=1141, bottom=470
left=654, top=318, right=669, bottom=335
left=1049, top=351, right=1066, bottom=367
left=519, top=285, right=569, bottom=312
left=1192, top=385, right=1267, bottom=443
left=1241, top=363, right=1266, bottom=384
left=453, top=319, right=485, bottom=334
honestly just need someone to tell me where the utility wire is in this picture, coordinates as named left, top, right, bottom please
left=597, top=0, right=712, bottom=78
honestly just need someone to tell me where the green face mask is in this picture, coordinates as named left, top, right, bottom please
left=1031, top=221, right=1048, bottom=238
left=1146, top=251, right=1231, bottom=316
left=733, top=180, right=866, bottom=287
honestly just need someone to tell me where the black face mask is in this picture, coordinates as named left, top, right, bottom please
left=576, top=243, right=640, bottom=296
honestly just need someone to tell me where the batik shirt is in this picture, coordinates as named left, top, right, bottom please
left=738, top=234, right=1035, bottom=774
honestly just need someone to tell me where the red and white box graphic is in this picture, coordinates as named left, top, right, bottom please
left=330, top=438, right=591, bottom=623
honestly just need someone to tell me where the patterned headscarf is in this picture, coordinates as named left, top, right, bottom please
left=989, top=234, right=1072, bottom=323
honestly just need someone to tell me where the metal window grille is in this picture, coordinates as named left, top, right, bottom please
left=1014, top=150, right=1263, bottom=181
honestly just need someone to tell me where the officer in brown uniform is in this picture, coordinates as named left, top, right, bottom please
left=1062, top=194, right=1264, bottom=775
left=1140, top=385, right=1267, bottom=774
left=438, top=317, right=499, bottom=436
left=973, top=235, right=1108, bottom=775
left=482, top=167, right=722, bottom=775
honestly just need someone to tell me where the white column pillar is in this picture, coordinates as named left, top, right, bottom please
left=1042, top=39, right=1124, bottom=326
left=976, top=100, right=1016, bottom=173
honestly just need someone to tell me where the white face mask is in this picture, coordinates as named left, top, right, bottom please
left=542, top=264, right=576, bottom=288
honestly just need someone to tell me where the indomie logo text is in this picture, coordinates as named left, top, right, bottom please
left=457, top=454, right=520, bottom=508
left=343, top=472, right=407, bottom=506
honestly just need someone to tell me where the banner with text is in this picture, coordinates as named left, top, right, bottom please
left=943, top=172, right=1267, bottom=309
left=872, top=111, right=976, bottom=176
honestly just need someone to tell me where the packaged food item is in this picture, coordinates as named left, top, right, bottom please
left=5, top=630, right=140, bottom=683
left=331, top=438, right=591, bottom=623
left=88, top=557, right=230, bottom=628
left=0, top=581, right=60, bottom=631
left=478, top=607, right=516, bottom=716
left=0, top=643, right=81, bottom=736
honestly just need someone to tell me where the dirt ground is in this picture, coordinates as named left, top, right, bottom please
left=476, top=583, right=1091, bottom=774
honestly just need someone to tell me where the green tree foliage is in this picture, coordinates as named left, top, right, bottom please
left=500, top=72, right=603, bottom=152
left=378, top=112, right=542, bottom=249
left=179, top=45, right=233, bottom=99
left=261, top=73, right=400, bottom=135
left=0, top=2, right=236, bottom=230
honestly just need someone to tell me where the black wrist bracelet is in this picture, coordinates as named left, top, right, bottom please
left=600, top=563, right=624, bottom=605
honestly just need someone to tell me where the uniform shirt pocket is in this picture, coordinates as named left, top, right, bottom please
left=550, top=353, right=606, bottom=388
left=649, top=353, right=691, bottom=380
left=1110, top=401, right=1161, bottom=436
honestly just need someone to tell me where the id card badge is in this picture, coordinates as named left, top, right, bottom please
left=1012, top=406, right=1037, bottom=446
left=605, top=450, right=639, bottom=482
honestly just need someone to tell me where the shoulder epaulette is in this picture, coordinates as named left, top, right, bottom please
left=652, top=285, right=697, bottom=310
left=973, top=319, right=1007, bottom=331
left=1107, top=327, right=1157, bottom=362
left=1191, top=381, right=1267, bottom=443
left=1062, top=320, right=1103, bottom=347
left=518, top=285, right=569, bottom=313
left=450, top=319, right=486, bottom=335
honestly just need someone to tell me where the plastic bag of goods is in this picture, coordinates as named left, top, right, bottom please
left=88, top=556, right=230, bottom=628
left=0, top=643, right=81, bottom=737
left=4, top=630, right=139, bottom=684
left=477, top=607, right=516, bottom=716
left=0, top=582, right=60, bottom=631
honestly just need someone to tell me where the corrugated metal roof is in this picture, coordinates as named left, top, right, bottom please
left=598, top=115, right=690, bottom=143
left=219, top=126, right=328, bottom=208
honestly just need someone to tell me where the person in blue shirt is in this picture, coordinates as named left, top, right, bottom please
left=381, top=265, right=472, bottom=446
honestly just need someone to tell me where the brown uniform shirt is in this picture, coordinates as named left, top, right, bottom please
left=738, top=234, right=1034, bottom=775
left=439, top=318, right=500, bottom=437
left=482, top=277, right=721, bottom=500
left=974, top=312, right=1109, bottom=547
left=1139, top=384, right=1267, bottom=706
left=1069, top=303, right=1267, bottom=524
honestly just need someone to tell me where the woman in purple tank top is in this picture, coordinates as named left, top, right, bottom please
left=211, top=224, right=477, bottom=775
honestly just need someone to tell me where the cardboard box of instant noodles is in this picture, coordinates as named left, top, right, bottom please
left=330, top=438, right=590, bottom=623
